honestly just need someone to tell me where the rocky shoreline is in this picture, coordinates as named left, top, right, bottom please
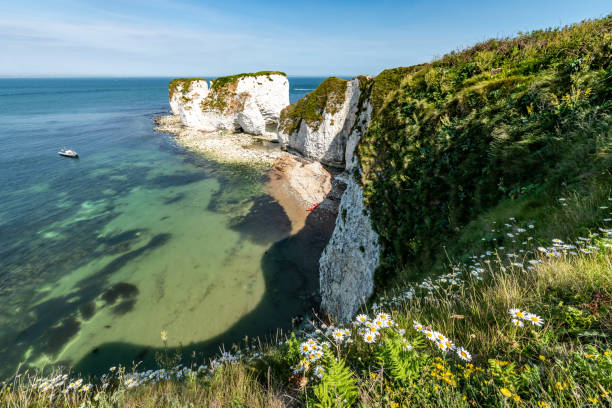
left=155, top=114, right=343, bottom=234
left=155, top=114, right=282, bottom=167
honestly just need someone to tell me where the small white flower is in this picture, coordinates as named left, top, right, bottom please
left=525, top=313, right=544, bottom=326
left=332, top=329, right=345, bottom=342
left=355, top=314, right=368, bottom=324
left=509, top=308, right=526, bottom=319
left=456, top=347, right=471, bottom=361
left=363, top=332, right=378, bottom=343
left=314, top=365, right=325, bottom=378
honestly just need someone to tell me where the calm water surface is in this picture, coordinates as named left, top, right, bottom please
left=0, top=77, right=328, bottom=378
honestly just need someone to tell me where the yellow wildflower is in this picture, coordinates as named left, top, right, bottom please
left=500, top=388, right=512, bottom=398
left=538, top=402, right=549, bottom=408
left=539, top=355, right=546, bottom=361
left=588, top=397, right=598, bottom=403
left=513, top=394, right=521, bottom=402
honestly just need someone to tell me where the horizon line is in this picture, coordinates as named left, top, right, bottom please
left=0, top=74, right=364, bottom=79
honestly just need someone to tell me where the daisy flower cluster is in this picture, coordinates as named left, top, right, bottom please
left=509, top=308, right=544, bottom=327
left=294, top=337, right=329, bottom=377
left=413, top=321, right=471, bottom=362
left=355, top=312, right=395, bottom=344
left=370, top=199, right=611, bottom=315
left=34, top=374, right=94, bottom=399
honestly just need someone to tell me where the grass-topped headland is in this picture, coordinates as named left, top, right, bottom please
left=279, top=77, right=348, bottom=135
left=168, top=78, right=207, bottom=100
left=356, top=15, right=612, bottom=284
left=199, top=71, right=286, bottom=114
left=209, top=71, right=286, bottom=91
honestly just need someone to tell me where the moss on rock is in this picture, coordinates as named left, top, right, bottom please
left=168, top=78, right=207, bottom=100
left=210, top=71, right=286, bottom=91
left=199, top=71, right=285, bottom=114
left=279, top=77, right=348, bottom=135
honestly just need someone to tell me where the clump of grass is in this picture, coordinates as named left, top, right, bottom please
left=209, top=71, right=286, bottom=91
left=168, top=78, right=207, bottom=100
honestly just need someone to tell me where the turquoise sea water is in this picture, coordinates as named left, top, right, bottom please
left=0, top=77, right=327, bottom=378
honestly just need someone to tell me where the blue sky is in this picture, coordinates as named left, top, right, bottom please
left=0, top=0, right=609, bottom=77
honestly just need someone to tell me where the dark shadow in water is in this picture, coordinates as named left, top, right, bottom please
left=6, top=234, right=171, bottom=378
left=149, top=172, right=208, bottom=189
left=79, top=302, right=96, bottom=320
left=45, top=317, right=81, bottom=355
left=228, top=195, right=292, bottom=245
left=102, top=283, right=139, bottom=305
left=68, top=192, right=340, bottom=377
left=112, top=299, right=137, bottom=316
left=163, top=193, right=185, bottom=205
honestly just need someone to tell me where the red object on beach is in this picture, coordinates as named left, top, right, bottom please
left=307, top=202, right=321, bottom=211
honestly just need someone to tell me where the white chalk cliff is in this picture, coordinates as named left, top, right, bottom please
left=274, top=75, right=381, bottom=323
left=318, top=104, right=380, bottom=323
left=169, top=73, right=289, bottom=136
left=277, top=77, right=365, bottom=168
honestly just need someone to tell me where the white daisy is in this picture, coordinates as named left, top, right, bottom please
left=314, top=365, right=325, bottom=379
left=423, top=330, right=436, bottom=341
left=355, top=314, right=368, bottom=324
left=456, top=347, right=472, bottom=361
left=332, top=329, right=345, bottom=341
left=525, top=313, right=544, bottom=326
left=509, top=308, right=527, bottom=320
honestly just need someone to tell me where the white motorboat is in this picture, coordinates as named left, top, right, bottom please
left=59, top=148, right=78, bottom=158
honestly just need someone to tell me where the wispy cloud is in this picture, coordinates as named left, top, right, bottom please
left=0, top=0, right=610, bottom=76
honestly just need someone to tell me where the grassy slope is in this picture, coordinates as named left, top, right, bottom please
left=2, top=17, right=612, bottom=408
left=357, top=16, right=612, bottom=286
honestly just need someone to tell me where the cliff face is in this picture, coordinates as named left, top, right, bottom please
left=287, top=76, right=380, bottom=323
left=319, top=158, right=380, bottom=323
left=278, top=77, right=366, bottom=167
left=169, top=72, right=289, bottom=136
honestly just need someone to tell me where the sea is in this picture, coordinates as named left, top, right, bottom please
left=0, top=76, right=329, bottom=379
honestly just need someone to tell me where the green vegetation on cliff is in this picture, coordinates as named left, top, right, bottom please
left=279, top=77, right=348, bottom=135
left=168, top=78, right=207, bottom=100
left=357, top=16, right=612, bottom=282
left=200, top=71, right=286, bottom=114
left=209, top=71, right=286, bottom=91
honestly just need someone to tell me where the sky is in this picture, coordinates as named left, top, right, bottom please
left=0, top=0, right=610, bottom=77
